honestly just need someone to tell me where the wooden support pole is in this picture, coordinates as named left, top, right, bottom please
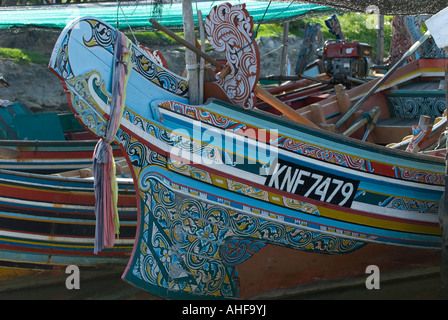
left=182, top=0, right=200, bottom=105
left=376, top=14, right=384, bottom=65
left=279, top=22, right=289, bottom=80
left=150, top=19, right=221, bottom=69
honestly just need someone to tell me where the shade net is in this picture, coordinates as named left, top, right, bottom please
left=0, top=0, right=336, bottom=31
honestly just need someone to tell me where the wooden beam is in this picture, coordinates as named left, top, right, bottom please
left=376, top=14, right=384, bottom=65
left=255, top=86, right=319, bottom=127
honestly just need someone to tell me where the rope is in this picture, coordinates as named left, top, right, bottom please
left=252, top=0, right=272, bottom=41
left=233, top=0, right=273, bottom=56
left=119, top=5, right=139, bottom=45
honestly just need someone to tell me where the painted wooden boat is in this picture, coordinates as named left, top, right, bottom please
left=49, top=7, right=444, bottom=299
left=0, top=138, right=126, bottom=174
left=0, top=89, right=138, bottom=289
left=0, top=102, right=122, bottom=173
left=0, top=168, right=136, bottom=272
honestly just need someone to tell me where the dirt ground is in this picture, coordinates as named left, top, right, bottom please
left=0, top=268, right=444, bottom=300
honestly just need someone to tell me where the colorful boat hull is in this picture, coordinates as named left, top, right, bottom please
left=0, top=168, right=137, bottom=271
left=0, top=139, right=125, bottom=174
left=49, top=15, right=444, bottom=299
left=0, top=107, right=124, bottom=174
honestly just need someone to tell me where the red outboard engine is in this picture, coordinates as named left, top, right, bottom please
left=323, top=40, right=372, bottom=85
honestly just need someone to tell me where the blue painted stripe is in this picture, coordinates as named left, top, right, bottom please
left=162, top=111, right=442, bottom=204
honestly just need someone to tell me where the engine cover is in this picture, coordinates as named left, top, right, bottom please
left=323, top=40, right=372, bottom=84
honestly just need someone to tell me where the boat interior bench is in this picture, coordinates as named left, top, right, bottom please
left=372, top=85, right=445, bottom=144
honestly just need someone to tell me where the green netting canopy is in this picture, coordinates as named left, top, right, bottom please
left=0, top=1, right=335, bottom=31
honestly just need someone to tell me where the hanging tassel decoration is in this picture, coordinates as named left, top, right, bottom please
left=93, top=31, right=133, bottom=255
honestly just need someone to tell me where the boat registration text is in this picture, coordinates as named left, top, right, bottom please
left=265, top=158, right=359, bottom=207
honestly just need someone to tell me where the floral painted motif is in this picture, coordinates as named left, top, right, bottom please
left=59, top=18, right=188, bottom=97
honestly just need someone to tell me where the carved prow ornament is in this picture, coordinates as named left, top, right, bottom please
left=204, top=2, right=260, bottom=109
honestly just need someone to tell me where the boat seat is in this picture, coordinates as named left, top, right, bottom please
left=372, top=85, right=445, bottom=145
left=371, top=117, right=416, bottom=144
left=0, top=102, right=31, bottom=139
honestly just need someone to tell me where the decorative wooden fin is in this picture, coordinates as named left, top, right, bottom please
left=390, top=15, right=448, bottom=66
left=325, top=15, right=345, bottom=40
left=204, top=2, right=260, bottom=109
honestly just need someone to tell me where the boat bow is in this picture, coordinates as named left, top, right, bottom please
left=49, top=8, right=444, bottom=299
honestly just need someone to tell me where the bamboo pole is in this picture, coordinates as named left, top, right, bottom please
left=182, top=0, right=200, bottom=105
left=149, top=19, right=318, bottom=128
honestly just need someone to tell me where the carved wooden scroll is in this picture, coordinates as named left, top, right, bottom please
left=204, top=2, right=260, bottom=109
